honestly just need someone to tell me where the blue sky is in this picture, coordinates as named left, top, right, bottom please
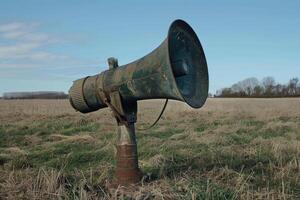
left=0, top=0, right=299, bottom=95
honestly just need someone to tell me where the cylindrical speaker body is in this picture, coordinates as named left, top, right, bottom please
left=68, top=40, right=181, bottom=113
left=100, top=39, right=183, bottom=102
left=69, top=75, right=106, bottom=113
left=69, top=19, right=209, bottom=113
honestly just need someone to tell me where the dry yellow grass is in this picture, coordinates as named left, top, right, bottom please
left=1, top=98, right=299, bottom=118
left=0, top=98, right=300, bottom=199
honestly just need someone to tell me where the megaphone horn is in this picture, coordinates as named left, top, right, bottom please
left=69, top=19, right=209, bottom=187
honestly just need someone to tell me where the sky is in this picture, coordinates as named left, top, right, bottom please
left=0, top=0, right=299, bottom=95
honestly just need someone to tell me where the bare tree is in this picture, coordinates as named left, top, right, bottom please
left=215, top=76, right=299, bottom=98
left=253, top=85, right=263, bottom=97
left=288, top=77, right=299, bottom=96
left=230, top=77, right=259, bottom=96
left=262, top=77, right=275, bottom=96
left=3, top=91, right=68, bottom=99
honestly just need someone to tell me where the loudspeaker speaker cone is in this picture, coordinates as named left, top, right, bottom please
left=168, top=19, right=209, bottom=108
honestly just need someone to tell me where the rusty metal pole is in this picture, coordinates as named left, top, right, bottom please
left=114, top=123, right=142, bottom=186
left=98, top=58, right=143, bottom=187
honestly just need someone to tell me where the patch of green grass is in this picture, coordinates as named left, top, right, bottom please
left=0, top=126, right=6, bottom=147
left=211, top=120, right=222, bottom=127
left=261, top=126, right=292, bottom=139
left=42, top=118, right=101, bottom=136
left=195, top=126, right=206, bottom=133
left=240, top=119, right=264, bottom=128
left=60, top=123, right=100, bottom=136
left=1, top=104, right=300, bottom=199
left=141, top=142, right=213, bottom=180
left=144, top=128, right=184, bottom=140
left=0, top=123, right=43, bottom=147
left=277, top=116, right=291, bottom=122
left=171, top=176, right=235, bottom=200
left=0, top=154, right=11, bottom=165
left=227, top=127, right=262, bottom=145
left=0, top=118, right=101, bottom=149
left=229, top=132, right=254, bottom=144
left=10, top=155, right=33, bottom=168
left=10, top=135, right=114, bottom=171
left=194, top=119, right=230, bottom=133
left=225, top=119, right=293, bottom=145
left=194, top=120, right=210, bottom=133
left=144, top=153, right=197, bottom=179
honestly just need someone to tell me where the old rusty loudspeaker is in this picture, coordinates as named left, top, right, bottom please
left=69, top=19, right=209, bottom=186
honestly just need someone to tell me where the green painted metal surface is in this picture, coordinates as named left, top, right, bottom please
left=69, top=19, right=208, bottom=113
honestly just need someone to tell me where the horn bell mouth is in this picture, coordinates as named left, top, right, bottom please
left=168, top=19, right=209, bottom=108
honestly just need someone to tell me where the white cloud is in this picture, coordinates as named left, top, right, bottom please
left=0, top=22, right=68, bottom=66
left=0, top=22, right=26, bottom=32
left=0, top=42, right=40, bottom=58
left=26, top=52, right=68, bottom=61
left=23, top=33, right=51, bottom=42
left=0, top=22, right=37, bottom=40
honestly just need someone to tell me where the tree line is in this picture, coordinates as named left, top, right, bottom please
left=215, top=77, right=300, bottom=98
left=3, top=91, right=68, bottom=99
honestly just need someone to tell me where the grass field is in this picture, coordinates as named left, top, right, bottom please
left=0, top=98, right=300, bottom=199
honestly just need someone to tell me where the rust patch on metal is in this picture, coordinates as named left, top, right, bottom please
left=114, top=144, right=142, bottom=186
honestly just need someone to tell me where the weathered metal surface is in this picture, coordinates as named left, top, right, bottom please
left=68, top=19, right=209, bottom=187
left=114, top=124, right=142, bottom=185
left=168, top=20, right=209, bottom=108
left=68, top=77, right=93, bottom=113
left=68, top=19, right=208, bottom=113
left=108, top=57, right=119, bottom=69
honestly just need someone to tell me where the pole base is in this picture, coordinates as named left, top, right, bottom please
left=106, top=179, right=143, bottom=199
left=114, top=144, right=142, bottom=186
